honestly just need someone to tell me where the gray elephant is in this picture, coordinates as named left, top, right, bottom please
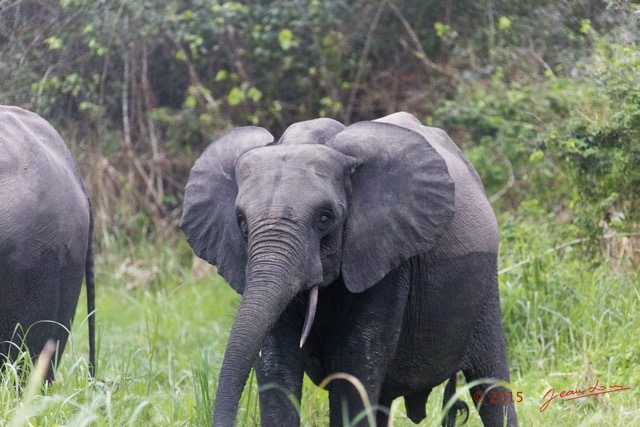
left=0, top=106, right=95, bottom=381
left=181, top=112, right=517, bottom=426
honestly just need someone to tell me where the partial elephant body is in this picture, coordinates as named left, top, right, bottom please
left=181, top=113, right=517, bottom=426
left=260, top=243, right=505, bottom=426
left=0, top=106, right=95, bottom=381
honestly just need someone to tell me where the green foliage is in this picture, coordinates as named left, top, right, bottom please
left=547, top=41, right=640, bottom=229
left=1, top=0, right=638, bottom=235
left=435, top=74, right=574, bottom=210
left=434, top=25, right=640, bottom=232
left=278, top=28, right=296, bottom=51
left=434, top=21, right=452, bottom=38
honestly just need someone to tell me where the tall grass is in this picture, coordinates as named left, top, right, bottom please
left=496, top=214, right=639, bottom=426
left=1, top=216, right=638, bottom=426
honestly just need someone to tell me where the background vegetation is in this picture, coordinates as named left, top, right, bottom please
left=1, top=0, right=638, bottom=425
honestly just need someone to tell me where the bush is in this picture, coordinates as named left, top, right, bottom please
left=434, top=33, right=640, bottom=235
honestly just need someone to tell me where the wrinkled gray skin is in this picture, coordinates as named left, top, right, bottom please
left=181, top=113, right=517, bottom=426
left=0, top=106, right=95, bottom=381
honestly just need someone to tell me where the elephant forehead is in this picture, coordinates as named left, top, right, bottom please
left=236, top=145, right=345, bottom=185
left=235, top=145, right=348, bottom=211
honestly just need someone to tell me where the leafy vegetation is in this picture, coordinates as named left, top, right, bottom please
left=1, top=0, right=637, bottom=235
left=438, top=34, right=640, bottom=234
left=1, top=0, right=639, bottom=425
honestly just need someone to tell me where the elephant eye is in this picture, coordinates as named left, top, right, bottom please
left=317, top=209, right=334, bottom=232
left=237, top=213, right=248, bottom=237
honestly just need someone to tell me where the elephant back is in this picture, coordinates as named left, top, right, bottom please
left=0, top=106, right=85, bottom=189
left=374, top=112, right=498, bottom=258
left=0, top=106, right=90, bottom=267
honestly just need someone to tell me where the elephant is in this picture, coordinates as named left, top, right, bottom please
left=0, top=106, right=95, bottom=382
left=181, top=112, right=517, bottom=426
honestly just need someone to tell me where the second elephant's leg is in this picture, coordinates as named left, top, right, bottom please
left=255, top=301, right=305, bottom=427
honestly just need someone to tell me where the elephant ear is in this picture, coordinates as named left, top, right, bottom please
left=376, top=112, right=484, bottom=190
left=181, top=127, right=274, bottom=293
left=277, top=118, right=345, bottom=145
left=327, top=121, right=455, bottom=293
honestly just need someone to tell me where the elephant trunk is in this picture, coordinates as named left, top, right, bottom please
left=213, top=222, right=309, bottom=426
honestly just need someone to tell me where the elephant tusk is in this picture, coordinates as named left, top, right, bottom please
left=300, top=286, right=319, bottom=348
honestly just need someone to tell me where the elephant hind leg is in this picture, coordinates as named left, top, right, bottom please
left=461, top=291, right=518, bottom=426
left=442, top=374, right=469, bottom=427
left=404, top=390, right=430, bottom=424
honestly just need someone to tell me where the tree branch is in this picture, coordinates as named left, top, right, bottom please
left=388, top=2, right=457, bottom=79
left=344, top=0, right=387, bottom=124
left=122, top=42, right=132, bottom=149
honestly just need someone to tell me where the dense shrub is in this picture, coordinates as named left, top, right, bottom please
left=434, top=34, right=640, bottom=232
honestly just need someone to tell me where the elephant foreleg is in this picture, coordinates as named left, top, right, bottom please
left=327, top=336, right=399, bottom=427
left=326, top=269, right=410, bottom=427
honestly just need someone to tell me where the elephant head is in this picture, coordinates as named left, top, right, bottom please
left=180, top=115, right=455, bottom=425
